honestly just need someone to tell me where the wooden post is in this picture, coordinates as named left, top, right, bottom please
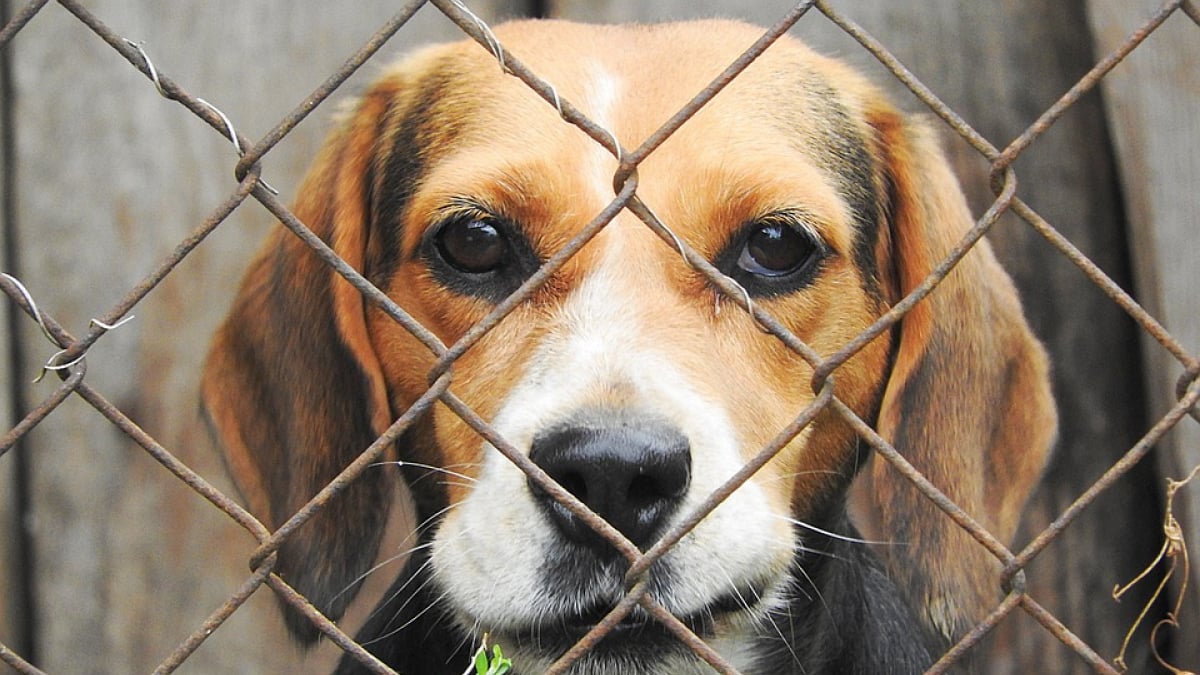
left=1087, top=1, right=1200, bottom=669
left=1, top=5, right=25, bottom=655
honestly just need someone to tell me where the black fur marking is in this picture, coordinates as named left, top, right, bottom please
left=369, top=65, right=467, bottom=286
left=808, top=85, right=884, bottom=302
left=768, top=74, right=884, bottom=302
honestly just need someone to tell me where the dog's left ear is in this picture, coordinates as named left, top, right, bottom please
left=201, top=85, right=402, bottom=642
left=862, top=108, right=1057, bottom=641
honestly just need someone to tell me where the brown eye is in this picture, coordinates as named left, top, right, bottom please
left=435, top=216, right=510, bottom=273
left=736, top=222, right=819, bottom=277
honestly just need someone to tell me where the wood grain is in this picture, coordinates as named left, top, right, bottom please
left=1087, top=1, right=1200, bottom=668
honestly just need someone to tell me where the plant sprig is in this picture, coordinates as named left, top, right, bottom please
left=468, top=635, right=513, bottom=675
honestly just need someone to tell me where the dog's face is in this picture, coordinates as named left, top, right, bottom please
left=371, top=23, right=895, bottom=662
left=203, top=19, right=1055, bottom=674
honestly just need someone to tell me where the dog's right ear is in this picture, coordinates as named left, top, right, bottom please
left=861, top=108, right=1057, bottom=642
left=201, top=80, right=408, bottom=644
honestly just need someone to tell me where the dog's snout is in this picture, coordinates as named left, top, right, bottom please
left=529, top=420, right=692, bottom=551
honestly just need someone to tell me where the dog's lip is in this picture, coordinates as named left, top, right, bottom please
left=509, top=583, right=763, bottom=647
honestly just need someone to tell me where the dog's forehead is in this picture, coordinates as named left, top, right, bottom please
left=400, top=19, right=876, bottom=152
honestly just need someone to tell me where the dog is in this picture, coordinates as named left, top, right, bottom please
left=202, top=19, right=1056, bottom=674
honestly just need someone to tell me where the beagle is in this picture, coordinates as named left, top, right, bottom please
left=202, top=19, right=1056, bottom=675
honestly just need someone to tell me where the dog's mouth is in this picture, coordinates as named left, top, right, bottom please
left=502, top=579, right=771, bottom=660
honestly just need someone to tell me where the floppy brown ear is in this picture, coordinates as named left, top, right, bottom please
left=863, top=110, right=1057, bottom=641
left=201, top=87, right=400, bottom=643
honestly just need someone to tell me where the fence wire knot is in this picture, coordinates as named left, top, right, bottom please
left=2, top=272, right=59, bottom=348
left=0, top=273, right=137, bottom=382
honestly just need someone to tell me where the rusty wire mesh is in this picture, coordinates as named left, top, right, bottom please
left=1, top=0, right=1198, bottom=673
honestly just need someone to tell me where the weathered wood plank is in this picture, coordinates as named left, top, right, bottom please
left=8, top=2, right=523, bottom=672
left=1087, top=1, right=1200, bottom=668
left=547, top=2, right=1162, bottom=672
left=0, top=16, right=24, bottom=658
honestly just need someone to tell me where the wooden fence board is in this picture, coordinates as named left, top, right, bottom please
left=1087, top=1, right=1200, bottom=667
left=0, top=32, right=22, bottom=659
left=6, top=2, right=523, bottom=672
left=547, top=2, right=1163, bottom=672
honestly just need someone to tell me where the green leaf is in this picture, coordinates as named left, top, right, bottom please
left=486, top=645, right=512, bottom=675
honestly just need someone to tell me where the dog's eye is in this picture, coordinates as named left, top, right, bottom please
left=736, top=222, right=820, bottom=277
left=435, top=216, right=510, bottom=274
left=423, top=207, right=542, bottom=302
left=713, top=214, right=830, bottom=297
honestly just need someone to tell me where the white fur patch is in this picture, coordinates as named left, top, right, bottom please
left=585, top=62, right=621, bottom=132
left=584, top=62, right=623, bottom=211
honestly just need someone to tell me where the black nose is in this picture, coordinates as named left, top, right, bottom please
left=528, top=418, right=692, bottom=551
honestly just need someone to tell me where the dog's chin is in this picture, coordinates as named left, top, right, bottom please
left=474, top=581, right=776, bottom=673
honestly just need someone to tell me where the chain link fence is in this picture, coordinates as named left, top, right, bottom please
left=1, top=0, right=1198, bottom=673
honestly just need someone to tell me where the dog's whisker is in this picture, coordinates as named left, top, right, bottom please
left=796, top=544, right=849, bottom=564
left=773, top=514, right=897, bottom=547
left=710, top=559, right=804, bottom=668
left=454, top=621, right=485, bottom=674
left=712, top=562, right=756, bottom=615
left=361, top=560, right=447, bottom=646
left=329, top=520, right=448, bottom=604
left=372, top=585, right=455, bottom=645
left=330, top=547, right=415, bottom=604
left=760, top=609, right=804, bottom=669
left=391, top=502, right=464, bottom=556
left=762, top=468, right=846, bottom=484
left=767, top=584, right=805, bottom=672
left=354, top=557, right=440, bottom=642
left=371, top=460, right=481, bottom=484
left=791, top=562, right=830, bottom=619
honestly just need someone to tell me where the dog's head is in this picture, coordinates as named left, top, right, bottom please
left=202, top=19, right=1055, bottom=673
